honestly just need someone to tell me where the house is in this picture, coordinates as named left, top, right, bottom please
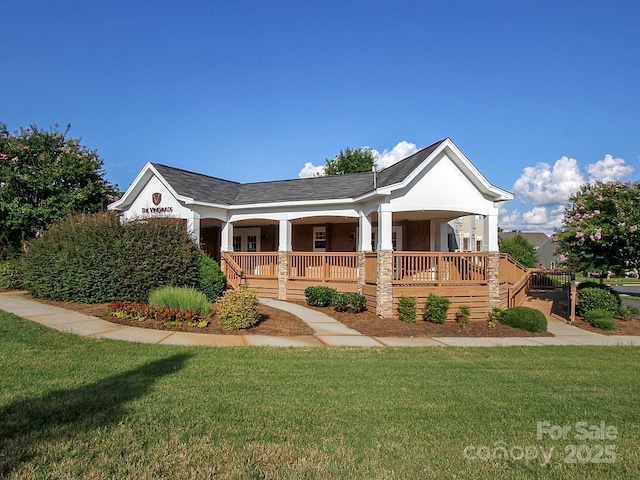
left=498, top=232, right=559, bottom=269
left=109, top=138, right=520, bottom=319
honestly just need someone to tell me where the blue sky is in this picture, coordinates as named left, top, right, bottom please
left=3, top=0, right=639, bottom=233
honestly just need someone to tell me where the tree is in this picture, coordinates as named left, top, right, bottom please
left=0, top=123, right=119, bottom=257
left=554, top=181, right=640, bottom=276
left=498, top=233, right=539, bottom=268
left=324, top=147, right=375, bottom=175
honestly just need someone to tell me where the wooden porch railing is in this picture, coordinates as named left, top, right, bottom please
left=221, top=252, right=247, bottom=290
left=498, top=253, right=530, bottom=308
left=391, top=252, right=488, bottom=285
left=226, top=252, right=279, bottom=279
left=289, top=252, right=358, bottom=283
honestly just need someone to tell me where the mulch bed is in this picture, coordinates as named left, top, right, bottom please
left=569, top=316, right=640, bottom=336
left=290, top=301, right=553, bottom=337
left=23, top=294, right=624, bottom=339
left=30, top=296, right=314, bottom=336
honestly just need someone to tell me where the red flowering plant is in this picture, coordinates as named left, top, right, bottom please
left=108, top=301, right=208, bottom=328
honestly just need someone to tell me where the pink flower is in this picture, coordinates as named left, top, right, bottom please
left=10, top=156, right=18, bottom=164
left=0, top=153, right=6, bottom=160
left=631, top=225, right=638, bottom=233
left=559, top=254, right=567, bottom=262
left=576, top=232, right=584, bottom=238
left=594, top=210, right=600, bottom=214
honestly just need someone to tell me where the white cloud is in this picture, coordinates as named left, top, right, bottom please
left=372, top=141, right=419, bottom=170
left=512, top=157, right=585, bottom=206
left=587, top=154, right=634, bottom=182
left=298, top=162, right=325, bottom=178
left=522, top=207, right=548, bottom=225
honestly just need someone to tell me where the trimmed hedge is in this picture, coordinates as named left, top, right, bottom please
left=500, top=306, right=548, bottom=333
left=577, top=287, right=619, bottom=316
left=584, top=309, right=616, bottom=331
left=196, top=255, right=226, bottom=301
left=21, top=213, right=201, bottom=303
left=305, top=286, right=337, bottom=307
left=0, top=258, right=23, bottom=290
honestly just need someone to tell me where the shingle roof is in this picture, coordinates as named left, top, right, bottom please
left=498, top=232, right=552, bottom=248
left=151, top=138, right=452, bottom=206
left=377, top=139, right=445, bottom=187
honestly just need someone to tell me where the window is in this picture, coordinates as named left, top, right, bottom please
left=232, top=228, right=261, bottom=252
left=233, top=235, right=242, bottom=252
left=247, top=235, right=257, bottom=252
left=313, top=227, right=326, bottom=252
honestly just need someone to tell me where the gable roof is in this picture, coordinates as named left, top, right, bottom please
left=110, top=138, right=513, bottom=210
left=499, top=232, right=553, bottom=248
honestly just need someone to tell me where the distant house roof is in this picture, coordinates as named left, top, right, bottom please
left=498, top=232, right=552, bottom=248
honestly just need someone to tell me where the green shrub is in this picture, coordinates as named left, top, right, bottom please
left=584, top=309, right=616, bottom=330
left=489, top=306, right=507, bottom=323
left=333, top=292, right=367, bottom=313
left=149, top=286, right=212, bottom=317
left=456, top=305, right=471, bottom=323
left=618, top=305, right=640, bottom=321
left=577, top=281, right=621, bottom=305
left=305, top=286, right=337, bottom=307
left=488, top=306, right=507, bottom=329
left=577, top=287, right=619, bottom=316
left=500, top=306, right=548, bottom=333
left=398, top=296, right=417, bottom=323
left=423, top=293, right=451, bottom=324
left=216, top=288, right=259, bottom=330
left=21, top=213, right=200, bottom=303
left=196, top=255, right=226, bottom=301
left=0, top=258, right=23, bottom=290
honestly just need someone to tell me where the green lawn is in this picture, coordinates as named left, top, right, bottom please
left=576, top=275, right=640, bottom=285
left=1, top=310, right=639, bottom=479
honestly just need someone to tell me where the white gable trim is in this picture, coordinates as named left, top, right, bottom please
left=108, top=162, right=200, bottom=212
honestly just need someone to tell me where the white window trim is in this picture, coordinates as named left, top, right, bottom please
left=233, top=227, right=261, bottom=252
left=313, top=226, right=326, bottom=252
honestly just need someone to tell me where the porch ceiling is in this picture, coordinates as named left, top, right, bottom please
left=393, top=210, right=475, bottom=222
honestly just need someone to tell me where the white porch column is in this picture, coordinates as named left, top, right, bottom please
left=186, top=211, right=201, bottom=245
left=278, top=219, right=292, bottom=252
left=377, top=204, right=393, bottom=251
left=277, top=219, right=292, bottom=300
left=221, top=221, right=234, bottom=252
left=482, top=208, right=499, bottom=252
left=358, top=212, right=373, bottom=252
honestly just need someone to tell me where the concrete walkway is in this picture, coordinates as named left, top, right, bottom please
left=1, top=291, right=639, bottom=347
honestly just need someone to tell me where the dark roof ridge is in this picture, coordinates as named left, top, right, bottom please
left=151, top=162, right=242, bottom=186
left=377, top=138, right=447, bottom=174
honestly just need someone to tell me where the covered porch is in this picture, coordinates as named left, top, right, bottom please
left=202, top=206, right=506, bottom=320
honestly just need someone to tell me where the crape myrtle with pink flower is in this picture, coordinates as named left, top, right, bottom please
left=0, top=122, right=119, bottom=257
left=554, top=181, right=640, bottom=277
